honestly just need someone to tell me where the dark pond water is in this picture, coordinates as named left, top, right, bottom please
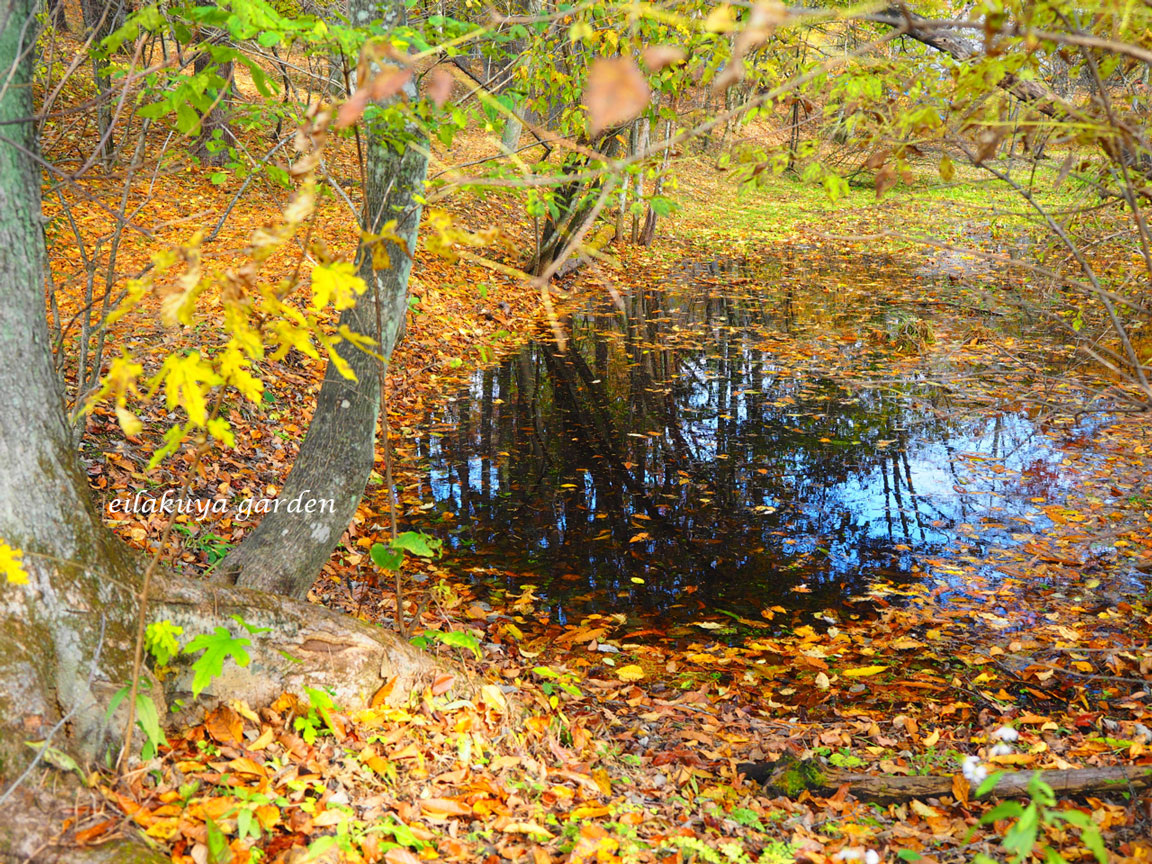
left=403, top=253, right=1087, bottom=626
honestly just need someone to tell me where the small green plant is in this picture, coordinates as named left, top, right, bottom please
left=182, top=615, right=270, bottom=697
left=294, top=686, right=339, bottom=744
left=145, top=620, right=184, bottom=666
left=972, top=771, right=1108, bottom=864
left=172, top=523, right=233, bottom=566
left=369, top=530, right=443, bottom=573
left=107, top=680, right=166, bottom=760
left=829, top=750, right=865, bottom=769
left=533, top=666, right=583, bottom=699
left=410, top=628, right=482, bottom=659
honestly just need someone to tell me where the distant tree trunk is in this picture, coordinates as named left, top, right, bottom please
left=45, top=0, right=68, bottom=31
left=212, top=0, right=429, bottom=599
left=193, top=48, right=233, bottom=167
left=80, top=0, right=126, bottom=163
left=630, top=118, right=648, bottom=243
left=501, top=114, right=523, bottom=152
left=638, top=119, right=672, bottom=247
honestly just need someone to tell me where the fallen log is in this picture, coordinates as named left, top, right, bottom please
left=738, top=756, right=1152, bottom=803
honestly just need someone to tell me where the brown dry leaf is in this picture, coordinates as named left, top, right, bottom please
left=864, top=148, right=889, bottom=170
left=204, top=705, right=243, bottom=744
left=432, top=673, right=456, bottom=695
left=499, top=820, right=555, bottom=839
left=616, top=664, right=644, bottom=681
left=711, top=60, right=744, bottom=94
left=227, top=756, right=266, bottom=777
left=420, top=797, right=473, bottom=817
left=952, top=772, right=970, bottom=804
left=248, top=725, right=275, bottom=751
left=585, top=57, right=650, bottom=136
left=480, top=684, right=508, bottom=714
left=973, top=126, right=1005, bottom=164
left=874, top=166, right=899, bottom=198
left=642, top=45, right=686, bottom=72
left=386, top=849, right=422, bottom=864
left=365, top=754, right=392, bottom=775
left=74, top=819, right=116, bottom=845
left=336, top=68, right=413, bottom=129
left=427, top=67, right=454, bottom=107
left=735, top=1, right=787, bottom=55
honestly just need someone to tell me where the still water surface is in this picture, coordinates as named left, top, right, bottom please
left=405, top=256, right=1084, bottom=625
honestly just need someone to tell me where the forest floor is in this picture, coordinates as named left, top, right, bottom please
left=71, top=132, right=1152, bottom=864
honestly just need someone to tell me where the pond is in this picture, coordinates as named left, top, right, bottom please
left=402, top=251, right=1090, bottom=627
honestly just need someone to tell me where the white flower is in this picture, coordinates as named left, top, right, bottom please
left=834, top=849, right=864, bottom=861
left=992, top=726, right=1019, bottom=742
left=865, top=850, right=880, bottom=864
left=990, top=742, right=1013, bottom=757
left=962, top=755, right=987, bottom=783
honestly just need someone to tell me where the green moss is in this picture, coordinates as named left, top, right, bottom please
left=769, top=756, right=829, bottom=796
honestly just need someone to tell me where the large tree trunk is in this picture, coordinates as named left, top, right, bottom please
left=211, top=0, right=428, bottom=599
left=0, top=4, right=446, bottom=857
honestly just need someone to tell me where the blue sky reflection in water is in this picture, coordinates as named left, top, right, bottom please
left=405, top=272, right=1085, bottom=626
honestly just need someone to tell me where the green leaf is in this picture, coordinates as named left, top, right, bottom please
left=976, top=770, right=1002, bottom=797
left=230, top=614, right=271, bottom=635
left=206, top=816, right=232, bottom=863
left=981, top=800, right=1025, bottom=823
left=183, top=626, right=252, bottom=697
left=1082, top=826, right=1109, bottom=864
left=25, top=741, right=85, bottom=780
left=135, top=693, right=167, bottom=759
left=391, top=531, right=442, bottom=558
left=419, top=628, right=481, bottom=659
left=895, top=851, right=922, bottom=862
left=370, top=542, right=405, bottom=571
left=145, top=620, right=184, bottom=666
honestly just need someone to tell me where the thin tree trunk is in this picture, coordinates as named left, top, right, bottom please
left=213, top=0, right=429, bottom=599
left=80, top=0, right=125, bottom=164
left=193, top=48, right=233, bottom=167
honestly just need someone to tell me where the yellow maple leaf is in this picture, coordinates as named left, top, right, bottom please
left=841, top=665, right=888, bottom=677
left=616, top=664, right=644, bottom=682
left=1, top=541, right=28, bottom=584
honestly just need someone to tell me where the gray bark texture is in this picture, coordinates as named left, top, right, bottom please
left=192, top=47, right=233, bottom=167
left=213, top=0, right=429, bottom=599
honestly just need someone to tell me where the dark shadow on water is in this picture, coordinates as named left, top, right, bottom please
left=404, top=259, right=1090, bottom=627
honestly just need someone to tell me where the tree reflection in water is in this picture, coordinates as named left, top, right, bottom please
left=406, top=270, right=1073, bottom=626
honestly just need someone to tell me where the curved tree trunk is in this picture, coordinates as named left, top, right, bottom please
left=211, top=0, right=428, bottom=599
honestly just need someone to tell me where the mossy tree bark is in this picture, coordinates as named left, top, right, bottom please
left=212, top=0, right=429, bottom=599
